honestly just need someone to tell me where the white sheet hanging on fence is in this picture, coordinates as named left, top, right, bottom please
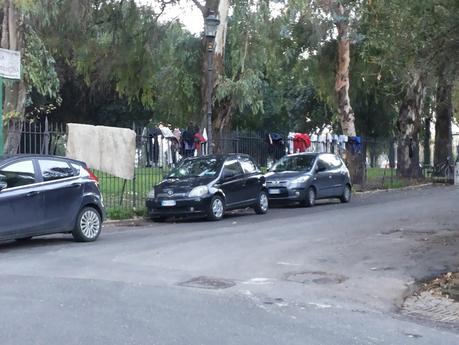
left=66, top=123, right=136, bottom=180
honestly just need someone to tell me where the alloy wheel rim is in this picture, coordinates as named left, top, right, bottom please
left=80, top=210, right=100, bottom=238
left=260, top=193, right=268, bottom=212
left=212, top=199, right=224, bottom=218
left=309, top=189, right=315, bottom=204
left=345, top=186, right=350, bottom=200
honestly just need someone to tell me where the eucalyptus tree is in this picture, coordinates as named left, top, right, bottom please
left=362, top=0, right=459, bottom=177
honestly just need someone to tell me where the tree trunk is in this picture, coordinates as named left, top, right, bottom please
left=1, top=0, right=26, bottom=155
left=433, top=66, right=453, bottom=167
left=196, top=0, right=229, bottom=140
left=334, top=3, right=363, bottom=184
left=397, top=72, right=424, bottom=179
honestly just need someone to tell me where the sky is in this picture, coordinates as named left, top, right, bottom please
left=137, top=0, right=204, bottom=35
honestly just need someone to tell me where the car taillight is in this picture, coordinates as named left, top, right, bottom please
left=85, top=167, right=99, bottom=183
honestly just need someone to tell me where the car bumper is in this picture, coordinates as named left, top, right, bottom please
left=146, top=196, right=212, bottom=218
left=267, top=187, right=306, bottom=202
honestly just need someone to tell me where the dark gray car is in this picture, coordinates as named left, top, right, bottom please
left=265, top=152, right=351, bottom=206
left=0, top=155, right=105, bottom=242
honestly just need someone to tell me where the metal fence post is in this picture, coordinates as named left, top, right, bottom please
left=132, top=122, right=137, bottom=209
left=42, top=116, right=50, bottom=155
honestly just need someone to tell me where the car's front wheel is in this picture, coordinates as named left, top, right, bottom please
left=302, top=186, right=316, bottom=207
left=72, top=207, right=102, bottom=242
left=208, top=195, right=225, bottom=221
left=340, top=184, right=352, bottom=203
left=254, top=190, right=269, bottom=214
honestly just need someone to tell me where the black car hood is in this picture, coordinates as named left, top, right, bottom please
left=265, top=171, right=311, bottom=180
left=157, top=176, right=216, bottom=191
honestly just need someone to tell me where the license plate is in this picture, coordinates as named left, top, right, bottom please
left=161, top=200, right=176, bottom=207
left=269, top=188, right=281, bottom=195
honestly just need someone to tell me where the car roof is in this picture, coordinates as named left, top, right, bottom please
left=0, top=154, right=86, bottom=166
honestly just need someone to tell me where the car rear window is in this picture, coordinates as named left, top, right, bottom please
left=39, top=160, right=75, bottom=182
left=0, top=160, right=36, bottom=188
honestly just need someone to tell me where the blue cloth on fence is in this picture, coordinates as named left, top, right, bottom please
left=347, top=136, right=362, bottom=154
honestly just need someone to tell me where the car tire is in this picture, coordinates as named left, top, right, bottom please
left=208, top=195, right=225, bottom=221
left=303, top=186, right=316, bottom=207
left=151, top=216, right=167, bottom=223
left=340, top=184, right=352, bottom=203
left=72, top=206, right=102, bottom=242
left=253, top=190, right=269, bottom=215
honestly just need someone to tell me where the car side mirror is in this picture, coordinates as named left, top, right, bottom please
left=316, top=165, right=326, bottom=173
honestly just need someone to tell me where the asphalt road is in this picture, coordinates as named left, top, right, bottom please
left=1, top=185, right=458, bottom=345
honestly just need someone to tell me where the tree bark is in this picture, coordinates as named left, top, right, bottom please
left=397, top=72, right=424, bottom=179
left=1, top=0, right=27, bottom=155
left=433, top=65, right=453, bottom=167
left=333, top=2, right=363, bottom=184
left=195, top=0, right=229, bottom=144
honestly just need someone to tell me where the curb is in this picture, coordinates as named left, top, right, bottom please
left=103, top=217, right=149, bottom=228
left=355, top=182, right=433, bottom=196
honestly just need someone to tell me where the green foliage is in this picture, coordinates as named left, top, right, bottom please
left=23, top=26, right=60, bottom=99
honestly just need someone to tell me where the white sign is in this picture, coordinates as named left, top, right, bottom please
left=0, top=48, right=21, bottom=80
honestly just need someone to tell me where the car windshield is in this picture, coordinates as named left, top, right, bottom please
left=271, top=155, right=316, bottom=172
left=167, top=158, right=222, bottom=178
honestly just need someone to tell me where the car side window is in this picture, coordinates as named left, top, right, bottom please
left=317, top=157, right=332, bottom=172
left=223, top=160, right=244, bottom=177
left=322, top=154, right=342, bottom=169
left=240, top=157, right=258, bottom=174
left=0, top=160, right=36, bottom=188
left=39, top=160, right=75, bottom=182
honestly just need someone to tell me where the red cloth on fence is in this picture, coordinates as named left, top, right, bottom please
left=293, top=133, right=311, bottom=152
left=194, top=133, right=207, bottom=150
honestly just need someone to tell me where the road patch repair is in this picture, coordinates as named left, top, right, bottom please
left=178, top=276, right=236, bottom=290
left=401, top=272, right=459, bottom=325
left=284, top=271, right=348, bottom=285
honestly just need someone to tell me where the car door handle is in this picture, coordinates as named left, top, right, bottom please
left=26, top=191, right=40, bottom=197
left=68, top=183, right=82, bottom=188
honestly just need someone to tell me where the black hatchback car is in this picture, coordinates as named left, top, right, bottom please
left=146, top=154, right=269, bottom=221
left=265, top=152, right=352, bottom=206
left=0, top=155, right=105, bottom=242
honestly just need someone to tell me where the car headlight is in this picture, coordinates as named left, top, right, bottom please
left=289, top=176, right=310, bottom=186
left=148, top=189, right=155, bottom=199
left=188, top=186, right=208, bottom=198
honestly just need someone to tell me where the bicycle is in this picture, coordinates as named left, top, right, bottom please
left=432, top=156, right=455, bottom=181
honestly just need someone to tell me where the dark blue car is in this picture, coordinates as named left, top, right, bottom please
left=0, top=155, right=105, bottom=242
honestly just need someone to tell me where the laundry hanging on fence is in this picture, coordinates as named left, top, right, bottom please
left=347, top=136, right=362, bottom=154
left=293, top=133, right=311, bottom=153
left=266, top=133, right=285, bottom=160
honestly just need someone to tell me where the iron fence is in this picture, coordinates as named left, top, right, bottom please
left=10, top=120, right=432, bottom=217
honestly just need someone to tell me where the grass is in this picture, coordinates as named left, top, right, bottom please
left=94, top=167, right=170, bottom=218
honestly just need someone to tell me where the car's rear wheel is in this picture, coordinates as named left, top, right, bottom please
left=72, top=207, right=102, bottom=242
left=254, top=190, right=269, bottom=214
left=208, top=195, right=225, bottom=221
left=303, top=186, right=316, bottom=207
left=340, top=184, right=352, bottom=203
